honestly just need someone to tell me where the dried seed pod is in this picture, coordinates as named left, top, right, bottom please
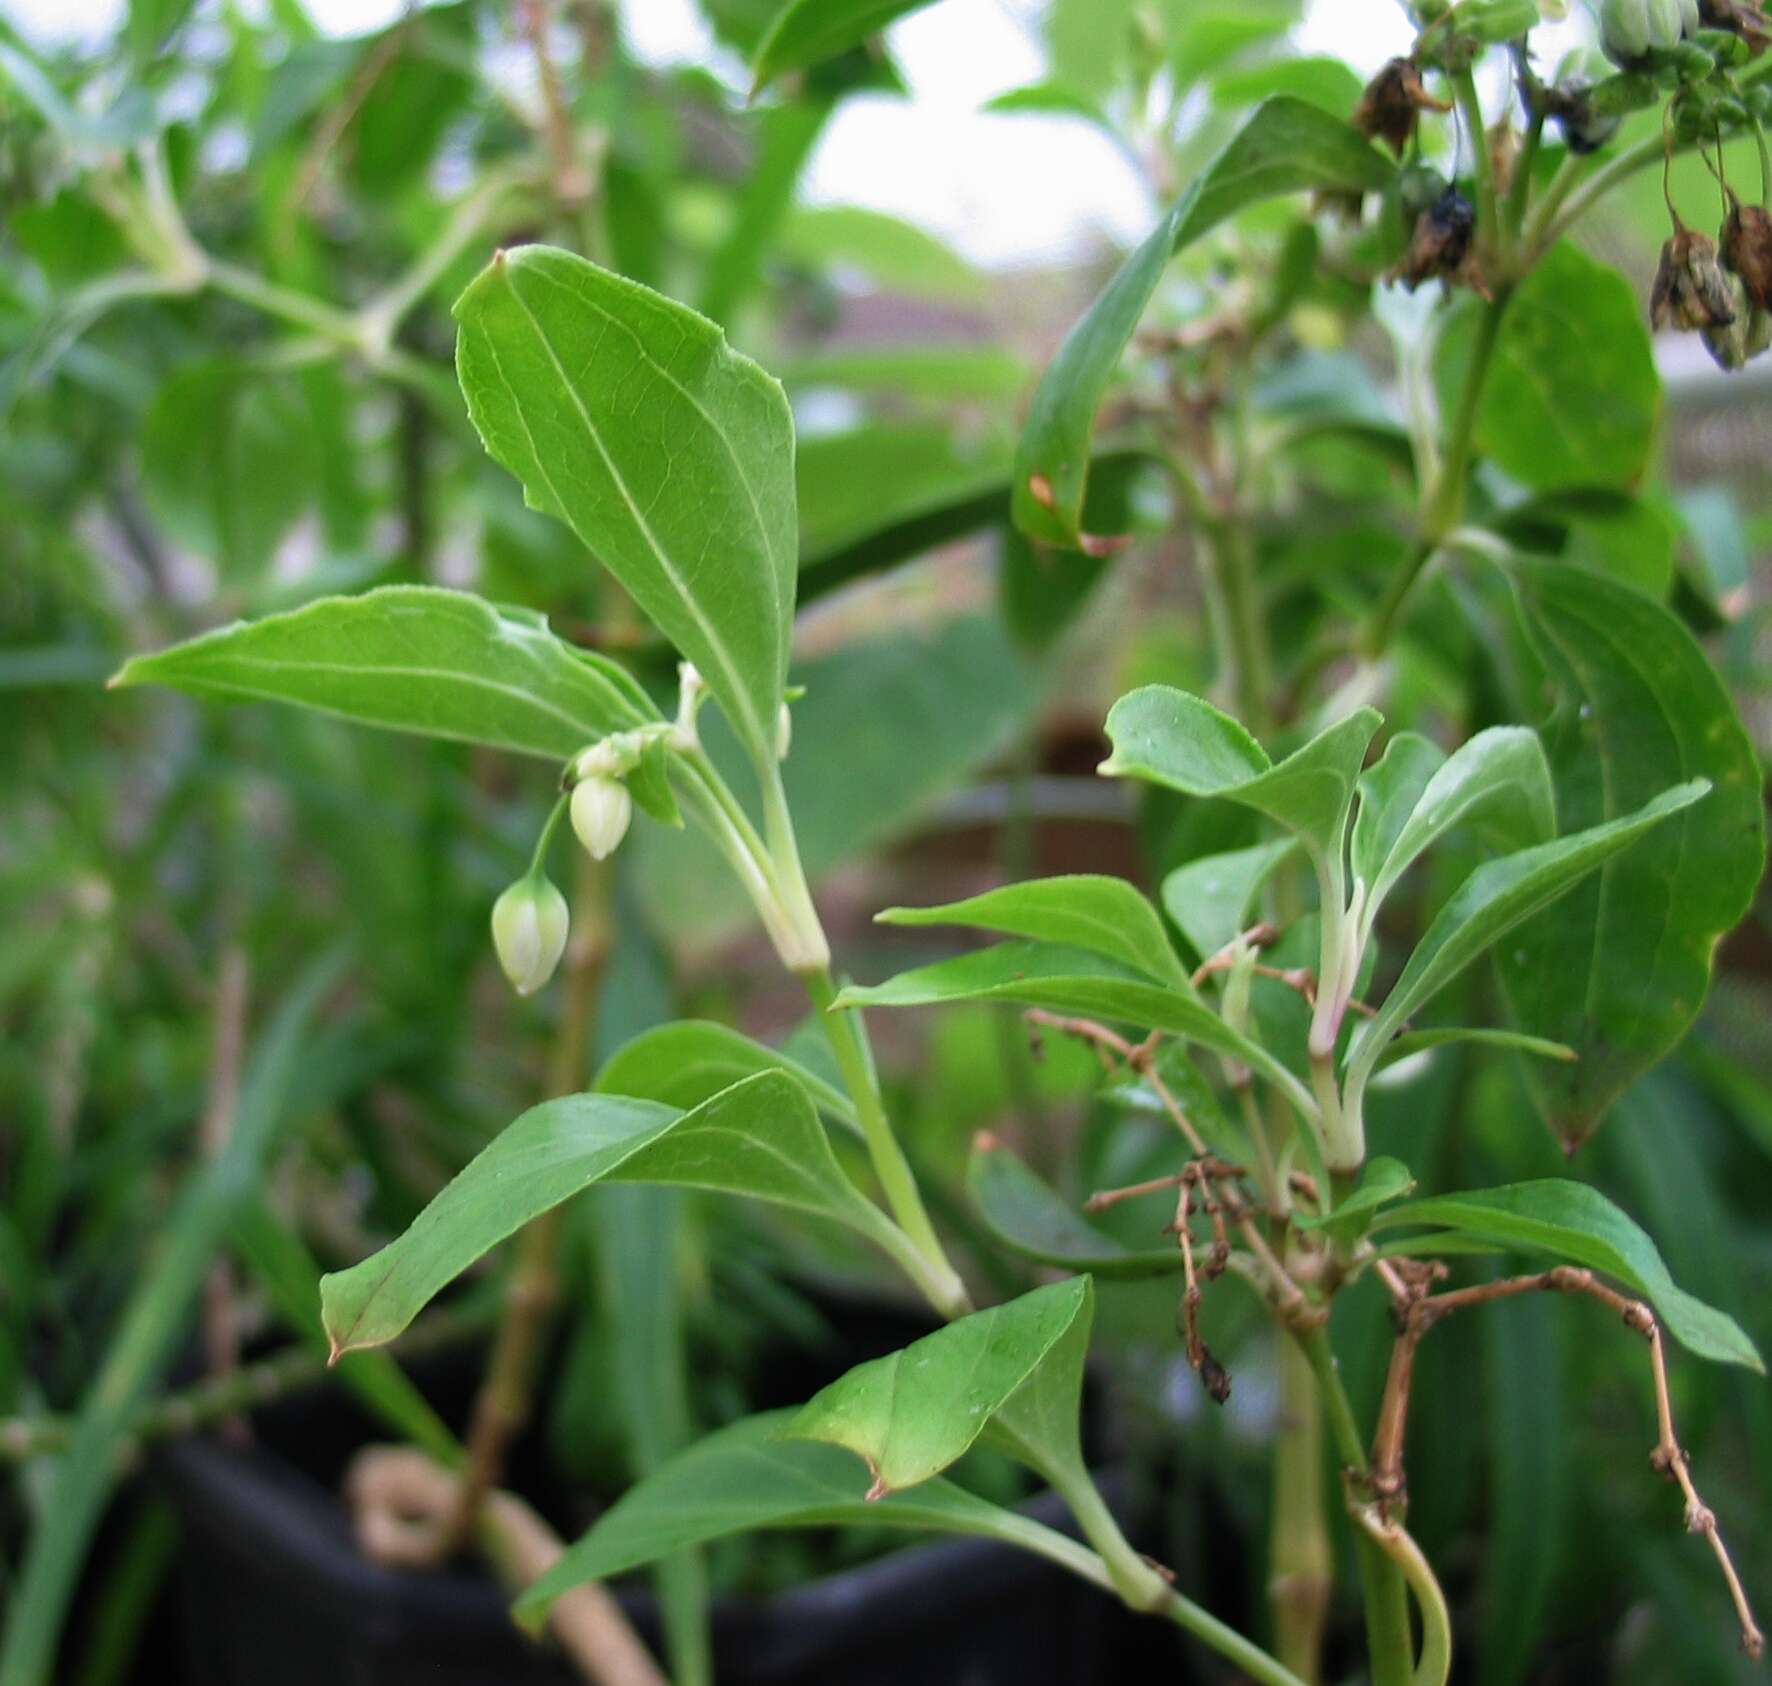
left=1391, top=186, right=1478, bottom=291
left=1353, top=57, right=1450, bottom=154
left=1722, top=198, right=1772, bottom=307
left=1702, top=272, right=1754, bottom=367
left=1651, top=226, right=1738, bottom=329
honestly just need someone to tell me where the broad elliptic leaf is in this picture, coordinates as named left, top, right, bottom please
left=1102, top=685, right=1381, bottom=863
left=788, top=1276, right=1091, bottom=1495
left=877, top=875, right=1187, bottom=990
left=1013, top=98, right=1391, bottom=547
left=1497, top=562, right=1765, bottom=1148
left=111, top=586, right=658, bottom=759
left=751, top=0, right=943, bottom=94
left=1373, top=1180, right=1762, bottom=1371
left=1294, top=1154, right=1413, bottom=1244
left=455, top=246, right=796, bottom=766
left=1436, top=242, right=1659, bottom=494
left=834, top=940, right=1317, bottom=1125
left=1162, top=836, right=1298, bottom=963
left=968, top=1132, right=1181, bottom=1278
left=320, top=1072, right=893, bottom=1358
left=596, top=1019, right=856, bottom=1127
left=514, top=1411, right=1106, bottom=1629
left=1355, top=727, right=1555, bottom=932
left=1345, top=782, right=1708, bottom=1098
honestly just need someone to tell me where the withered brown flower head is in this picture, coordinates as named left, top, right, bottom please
left=1703, top=275, right=1754, bottom=370
left=1391, top=187, right=1479, bottom=293
left=1699, top=0, right=1772, bottom=55
left=1721, top=200, right=1772, bottom=309
left=1353, top=58, right=1451, bottom=155
left=1651, top=228, right=1738, bottom=332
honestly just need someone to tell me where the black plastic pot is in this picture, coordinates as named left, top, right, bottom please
left=152, top=1297, right=1125, bottom=1686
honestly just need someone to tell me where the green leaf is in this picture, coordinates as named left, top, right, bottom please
left=595, top=1019, right=856, bottom=1128
left=1377, top=1027, right=1576, bottom=1068
left=834, top=940, right=1317, bottom=1124
left=1354, top=727, right=1556, bottom=930
left=1497, top=563, right=1765, bottom=1148
left=514, top=1411, right=1106, bottom=1629
left=1102, top=685, right=1381, bottom=862
left=781, top=343, right=1028, bottom=400
left=1435, top=243, right=1659, bottom=494
left=1346, top=783, right=1708, bottom=1097
left=319, top=1071, right=896, bottom=1358
left=1372, top=1180, right=1762, bottom=1371
left=777, top=205, right=983, bottom=301
left=1491, top=487, right=1675, bottom=599
left=454, top=246, right=795, bottom=765
left=877, top=875, right=1187, bottom=990
left=751, top=0, right=942, bottom=94
left=110, top=586, right=657, bottom=761
left=1013, top=98, right=1391, bottom=547
left=1161, top=837, right=1298, bottom=963
left=788, top=1277, right=1091, bottom=1494
left=1294, top=1155, right=1414, bottom=1244
left=968, top=1132, right=1181, bottom=1278
left=138, top=365, right=318, bottom=580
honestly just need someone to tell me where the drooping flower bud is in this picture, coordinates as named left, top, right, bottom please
left=1651, top=226, right=1738, bottom=330
left=1353, top=58, right=1450, bottom=155
left=1721, top=196, right=1772, bottom=307
left=490, top=872, right=570, bottom=997
left=1702, top=274, right=1754, bottom=368
left=571, top=774, right=632, bottom=860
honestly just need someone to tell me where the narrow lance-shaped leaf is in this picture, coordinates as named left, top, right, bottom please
left=1497, top=561, right=1765, bottom=1148
left=1161, top=836, right=1298, bottom=963
left=514, top=1412, right=1109, bottom=1630
left=751, top=0, right=943, bottom=94
left=1355, top=726, right=1556, bottom=937
left=110, top=586, right=658, bottom=760
left=1102, top=685, right=1381, bottom=863
left=1013, top=98, right=1392, bottom=547
left=877, top=874, right=1189, bottom=991
left=968, top=1132, right=1183, bottom=1279
left=1372, top=1180, right=1762, bottom=1372
left=455, top=246, right=796, bottom=766
left=319, top=1071, right=898, bottom=1358
left=787, top=1276, right=1092, bottom=1495
left=595, top=1019, right=857, bottom=1129
left=1344, top=783, right=1709, bottom=1102
left=834, top=940, right=1318, bottom=1126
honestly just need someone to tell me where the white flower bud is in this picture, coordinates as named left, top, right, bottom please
left=490, top=873, right=569, bottom=996
left=571, top=775, right=632, bottom=860
left=775, top=702, right=792, bottom=760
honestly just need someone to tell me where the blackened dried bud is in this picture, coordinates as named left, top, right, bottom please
left=1721, top=198, right=1772, bottom=307
left=1391, top=187, right=1478, bottom=291
left=1703, top=273, right=1754, bottom=367
left=1699, top=0, right=1772, bottom=55
left=1353, top=57, right=1451, bottom=155
left=1651, top=227, right=1738, bottom=329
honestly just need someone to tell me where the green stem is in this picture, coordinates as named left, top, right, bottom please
left=1218, top=515, right=1272, bottom=729
left=1293, top=1325, right=1416, bottom=1686
left=1502, top=106, right=1545, bottom=266
left=1452, top=66, right=1500, bottom=272
left=800, top=968, right=969, bottom=1320
left=1270, top=1337, right=1331, bottom=1682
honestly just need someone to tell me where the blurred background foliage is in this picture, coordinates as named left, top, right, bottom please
left=2, top=1, right=1769, bottom=1682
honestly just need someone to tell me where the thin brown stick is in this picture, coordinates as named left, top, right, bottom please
left=1189, top=922, right=1278, bottom=988
left=519, top=0, right=593, bottom=205
left=287, top=14, right=413, bottom=215
left=1375, top=1264, right=1763, bottom=1658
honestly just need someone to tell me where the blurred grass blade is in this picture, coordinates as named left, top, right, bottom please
left=0, top=955, right=341, bottom=1686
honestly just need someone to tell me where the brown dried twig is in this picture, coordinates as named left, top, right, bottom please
left=1367, top=1263, right=1763, bottom=1659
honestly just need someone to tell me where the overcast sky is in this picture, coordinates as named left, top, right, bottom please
left=9, top=0, right=1587, bottom=268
